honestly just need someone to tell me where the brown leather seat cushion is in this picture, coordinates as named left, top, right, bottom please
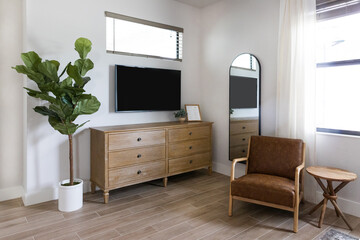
left=247, top=136, right=304, bottom=180
left=231, top=173, right=295, bottom=208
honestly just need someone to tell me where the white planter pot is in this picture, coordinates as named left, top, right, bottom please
left=58, top=178, right=83, bottom=212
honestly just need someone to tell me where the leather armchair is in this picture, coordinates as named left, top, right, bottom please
left=229, top=136, right=305, bottom=233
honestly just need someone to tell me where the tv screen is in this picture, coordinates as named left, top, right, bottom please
left=230, top=76, right=257, bottom=109
left=115, top=65, right=181, bottom=112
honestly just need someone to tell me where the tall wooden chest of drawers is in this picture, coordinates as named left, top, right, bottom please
left=230, top=118, right=258, bottom=160
left=90, top=121, right=213, bottom=203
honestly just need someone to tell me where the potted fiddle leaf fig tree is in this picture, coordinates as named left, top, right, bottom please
left=13, top=37, right=100, bottom=212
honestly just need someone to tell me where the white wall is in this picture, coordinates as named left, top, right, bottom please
left=199, top=0, right=280, bottom=175
left=0, top=0, right=24, bottom=201
left=22, top=0, right=202, bottom=205
left=316, top=133, right=360, bottom=217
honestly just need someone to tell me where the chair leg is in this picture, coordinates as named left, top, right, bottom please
left=229, top=195, right=233, bottom=217
left=293, top=204, right=299, bottom=233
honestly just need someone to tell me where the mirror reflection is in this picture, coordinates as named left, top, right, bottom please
left=229, top=53, right=261, bottom=160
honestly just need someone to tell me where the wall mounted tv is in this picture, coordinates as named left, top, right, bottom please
left=230, top=76, right=257, bottom=109
left=115, top=65, right=181, bottom=112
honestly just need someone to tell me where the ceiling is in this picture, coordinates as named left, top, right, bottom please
left=173, top=0, right=223, bottom=8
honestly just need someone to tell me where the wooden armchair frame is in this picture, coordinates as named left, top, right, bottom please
left=229, top=139, right=305, bottom=233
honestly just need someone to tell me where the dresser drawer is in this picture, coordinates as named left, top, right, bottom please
left=169, top=126, right=210, bottom=142
left=109, top=161, right=165, bottom=187
left=230, top=121, right=258, bottom=134
left=169, top=152, right=211, bottom=174
left=169, top=139, right=210, bottom=159
left=108, top=130, right=165, bottom=151
left=230, top=132, right=256, bottom=147
left=109, top=145, right=165, bottom=168
left=230, top=145, right=248, bottom=160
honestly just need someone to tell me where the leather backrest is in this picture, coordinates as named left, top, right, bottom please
left=247, top=136, right=304, bottom=180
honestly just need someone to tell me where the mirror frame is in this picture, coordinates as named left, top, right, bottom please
left=228, top=53, right=261, bottom=161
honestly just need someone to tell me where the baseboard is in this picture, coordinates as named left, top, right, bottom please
left=22, top=187, right=57, bottom=206
left=22, top=179, right=92, bottom=206
left=212, top=161, right=246, bottom=177
left=0, top=186, right=24, bottom=202
left=316, top=191, right=360, bottom=218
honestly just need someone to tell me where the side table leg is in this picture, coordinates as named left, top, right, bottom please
left=327, top=180, right=340, bottom=217
left=103, top=190, right=109, bottom=204
left=330, top=199, right=353, bottom=230
left=319, top=198, right=328, bottom=228
left=208, top=166, right=212, bottom=175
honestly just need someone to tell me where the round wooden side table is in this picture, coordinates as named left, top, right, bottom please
left=306, top=166, right=357, bottom=230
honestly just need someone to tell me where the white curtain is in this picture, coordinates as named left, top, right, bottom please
left=276, top=0, right=317, bottom=202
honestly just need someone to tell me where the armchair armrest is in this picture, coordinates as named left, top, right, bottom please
left=230, top=157, right=248, bottom=181
left=294, top=162, right=305, bottom=198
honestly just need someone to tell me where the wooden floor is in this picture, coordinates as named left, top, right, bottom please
left=1, top=170, right=360, bottom=240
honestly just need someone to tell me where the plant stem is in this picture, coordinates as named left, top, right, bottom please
left=68, top=134, right=74, bottom=185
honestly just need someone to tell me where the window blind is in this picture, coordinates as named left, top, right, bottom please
left=317, top=0, right=360, bottom=20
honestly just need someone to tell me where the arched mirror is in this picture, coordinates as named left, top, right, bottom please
left=229, top=53, right=261, bottom=161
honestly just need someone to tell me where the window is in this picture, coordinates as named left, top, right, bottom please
left=105, top=12, right=183, bottom=61
left=231, top=54, right=257, bottom=70
left=316, top=0, right=360, bottom=135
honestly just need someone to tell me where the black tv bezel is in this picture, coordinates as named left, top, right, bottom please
left=115, top=64, right=181, bottom=112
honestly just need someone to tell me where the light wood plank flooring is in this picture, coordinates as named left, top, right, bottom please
left=1, top=170, right=360, bottom=240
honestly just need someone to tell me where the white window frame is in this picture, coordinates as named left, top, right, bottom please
left=105, top=11, right=183, bottom=61
left=316, top=0, right=360, bottom=136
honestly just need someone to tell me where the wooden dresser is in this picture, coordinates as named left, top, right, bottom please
left=90, top=121, right=213, bottom=203
left=229, top=118, right=258, bottom=160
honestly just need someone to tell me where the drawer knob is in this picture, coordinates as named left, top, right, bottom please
left=137, top=137, right=142, bottom=142
left=189, top=160, right=193, bottom=164
left=189, top=146, right=193, bottom=150
left=137, top=170, right=142, bottom=174
left=137, top=154, right=142, bottom=158
left=189, top=132, right=192, bottom=135
left=242, top=126, right=246, bottom=129
left=242, top=138, right=246, bottom=141
left=242, top=150, right=246, bottom=153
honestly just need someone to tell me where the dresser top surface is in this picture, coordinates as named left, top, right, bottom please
left=90, top=121, right=213, bottom=133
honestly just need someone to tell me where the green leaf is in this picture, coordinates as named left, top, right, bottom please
left=59, top=62, right=70, bottom=78
left=48, top=116, right=77, bottom=135
left=24, top=87, right=56, bottom=103
left=60, top=77, right=73, bottom=88
left=61, top=95, right=73, bottom=107
left=67, top=64, right=83, bottom=86
left=34, top=106, right=60, bottom=119
left=49, top=101, right=73, bottom=119
left=73, top=96, right=100, bottom=115
left=50, top=60, right=60, bottom=71
left=13, top=65, right=45, bottom=85
left=76, top=120, right=90, bottom=129
left=74, top=37, right=92, bottom=59
left=38, top=61, right=59, bottom=83
left=53, top=86, right=85, bottom=100
left=74, top=59, right=94, bottom=76
left=81, top=77, right=91, bottom=87
left=21, top=51, right=42, bottom=70
left=77, top=94, right=92, bottom=100
left=39, top=82, right=59, bottom=94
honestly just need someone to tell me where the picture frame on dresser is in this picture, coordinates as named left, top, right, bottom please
left=185, top=104, right=202, bottom=122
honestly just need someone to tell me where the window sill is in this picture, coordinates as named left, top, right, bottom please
left=316, top=128, right=360, bottom=138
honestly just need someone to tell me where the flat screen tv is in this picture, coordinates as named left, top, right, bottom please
left=115, top=65, right=181, bottom=112
left=230, top=76, right=257, bottom=109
